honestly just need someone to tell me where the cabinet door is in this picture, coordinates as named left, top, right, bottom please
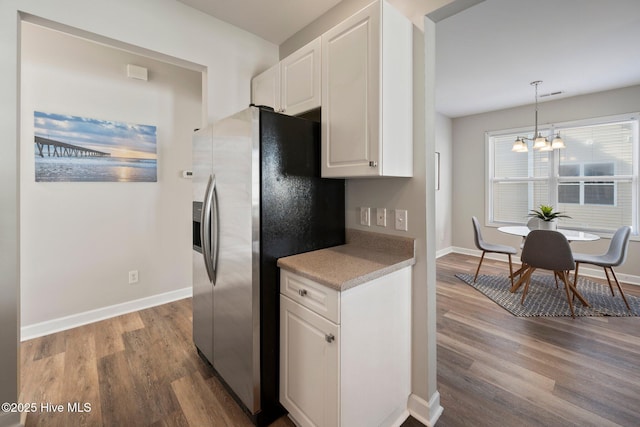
left=321, top=1, right=380, bottom=178
left=280, top=295, right=339, bottom=427
left=251, top=63, right=280, bottom=111
left=281, top=37, right=321, bottom=116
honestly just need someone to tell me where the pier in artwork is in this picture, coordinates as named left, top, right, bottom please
left=35, top=136, right=110, bottom=158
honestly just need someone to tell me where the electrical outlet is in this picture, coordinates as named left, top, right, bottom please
left=376, top=208, right=387, bottom=227
left=395, top=209, right=408, bottom=231
left=128, top=270, right=139, bottom=284
left=359, top=207, right=371, bottom=226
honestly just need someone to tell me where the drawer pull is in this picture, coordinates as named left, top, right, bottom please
left=325, top=334, right=335, bottom=343
left=369, top=161, right=378, bottom=167
left=298, top=289, right=308, bottom=297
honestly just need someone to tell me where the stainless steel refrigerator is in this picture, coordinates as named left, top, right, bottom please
left=192, top=106, right=345, bottom=426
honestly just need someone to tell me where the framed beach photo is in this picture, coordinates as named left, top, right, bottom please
left=34, top=111, right=157, bottom=182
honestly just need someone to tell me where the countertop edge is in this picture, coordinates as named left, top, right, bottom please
left=278, top=256, right=415, bottom=292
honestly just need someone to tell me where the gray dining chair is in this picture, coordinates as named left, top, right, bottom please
left=519, top=217, right=540, bottom=249
left=472, top=216, right=517, bottom=286
left=526, top=217, right=539, bottom=230
left=516, top=230, right=590, bottom=318
left=572, top=226, right=632, bottom=310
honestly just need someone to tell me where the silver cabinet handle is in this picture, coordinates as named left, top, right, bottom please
left=325, top=334, right=335, bottom=343
left=298, top=289, right=307, bottom=297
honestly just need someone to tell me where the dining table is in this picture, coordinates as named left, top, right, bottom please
left=497, top=225, right=600, bottom=242
left=497, top=225, right=600, bottom=294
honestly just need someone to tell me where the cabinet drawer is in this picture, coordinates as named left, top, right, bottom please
left=280, top=269, right=340, bottom=324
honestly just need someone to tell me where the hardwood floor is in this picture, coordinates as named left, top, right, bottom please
left=19, top=253, right=640, bottom=426
left=20, top=299, right=294, bottom=427
left=436, top=253, right=640, bottom=427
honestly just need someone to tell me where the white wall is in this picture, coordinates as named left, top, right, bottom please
left=20, top=22, right=201, bottom=329
left=452, top=85, right=640, bottom=277
left=0, top=1, right=278, bottom=423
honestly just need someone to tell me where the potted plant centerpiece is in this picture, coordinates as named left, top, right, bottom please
left=528, top=205, right=570, bottom=230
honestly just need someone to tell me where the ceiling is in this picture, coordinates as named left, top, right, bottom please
left=177, top=0, right=343, bottom=45
left=177, top=0, right=640, bottom=119
left=436, top=0, right=640, bottom=117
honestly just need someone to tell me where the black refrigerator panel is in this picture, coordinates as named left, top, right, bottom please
left=258, top=108, right=345, bottom=424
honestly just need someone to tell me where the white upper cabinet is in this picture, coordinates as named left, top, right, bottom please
left=281, top=37, right=321, bottom=116
left=251, top=63, right=281, bottom=111
left=321, top=0, right=413, bottom=178
left=251, top=37, right=321, bottom=116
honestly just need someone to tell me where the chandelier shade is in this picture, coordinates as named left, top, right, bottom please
left=551, top=134, right=566, bottom=149
left=512, top=137, right=528, bottom=152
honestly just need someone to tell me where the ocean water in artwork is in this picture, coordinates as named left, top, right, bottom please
left=35, top=156, right=157, bottom=182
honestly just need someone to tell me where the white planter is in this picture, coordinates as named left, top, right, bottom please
left=539, top=219, right=557, bottom=230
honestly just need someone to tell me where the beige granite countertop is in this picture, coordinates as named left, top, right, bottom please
left=277, top=229, right=415, bottom=291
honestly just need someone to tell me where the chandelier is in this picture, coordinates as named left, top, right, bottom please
left=512, top=81, right=565, bottom=152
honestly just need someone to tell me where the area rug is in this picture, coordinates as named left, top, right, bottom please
left=455, top=273, right=640, bottom=317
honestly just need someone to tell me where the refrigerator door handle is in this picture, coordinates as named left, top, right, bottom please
left=211, top=175, right=220, bottom=285
left=201, top=174, right=216, bottom=284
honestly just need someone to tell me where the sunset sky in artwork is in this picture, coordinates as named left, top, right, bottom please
left=34, top=111, right=157, bottom=160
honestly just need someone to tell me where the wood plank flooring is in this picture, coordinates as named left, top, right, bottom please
left=436, top=253, right=640, bottom=427
left=20, top=299, right=294, bottom=427
left=19, top=253, right=640, bottom=426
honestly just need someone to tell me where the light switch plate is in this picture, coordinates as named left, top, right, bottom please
left=376, top=208, right=386, bottom=227
left=359, top=207, right=371, bottom=226
left=395, top=209, right=408, bottom=231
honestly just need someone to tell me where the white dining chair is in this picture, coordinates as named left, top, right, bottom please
left=472, top=216, right=517, bottom=287
left=572, top=226, right=632, bottom=310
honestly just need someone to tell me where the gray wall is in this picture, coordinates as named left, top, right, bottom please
left=280, top=0, right=374, bottom=58
left=0, top=9, right=20, bottom=426
left=452, top=84, right=640, bottom=279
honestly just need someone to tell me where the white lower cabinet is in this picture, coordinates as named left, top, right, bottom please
left=280, top=295, right=340, bottom=427
left=279, top=268, right=411, bottom=427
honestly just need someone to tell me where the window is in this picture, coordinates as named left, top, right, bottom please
left=487, top=114, right=638, bottom=234
left=559, top=163, right=615, bottom=206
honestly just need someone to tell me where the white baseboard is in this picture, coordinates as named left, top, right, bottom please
left=444, top=246, right=640, bottom=286
left=20, top=287, right=192, bottom=342
left=380, top=409, right=411, bottom=427
left=436, top=246, right=454, bottom=258
left=408, top=392, right=443, bottom=427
